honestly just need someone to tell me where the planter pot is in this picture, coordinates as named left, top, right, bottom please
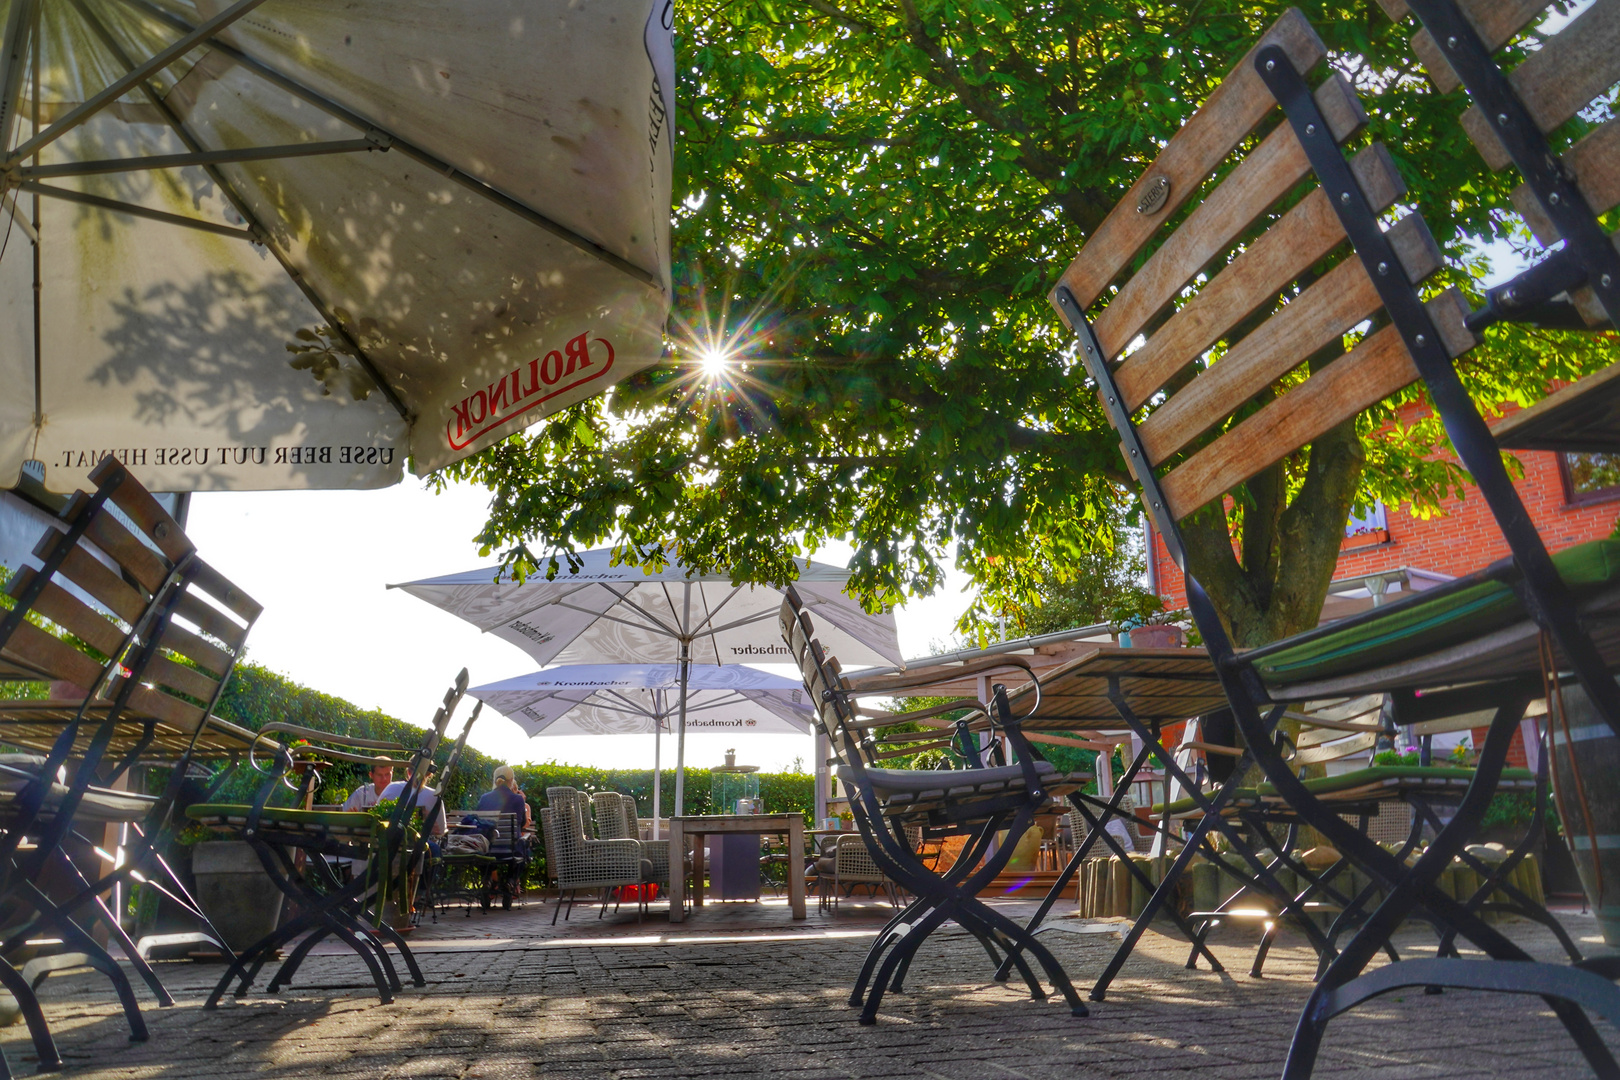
left=1128, top=625, right=1185, bottom=649
left=192, top=841, right=284, bottom=953
left=1548, top=685, right=1620, bottom=945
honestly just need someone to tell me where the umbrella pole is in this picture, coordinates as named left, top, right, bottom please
left=674, top=640, right=691, bottom=817
left=652, top=718, right=662, bottom=840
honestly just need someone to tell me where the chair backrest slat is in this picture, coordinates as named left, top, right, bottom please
left=1055, top=8, right=1326, bottom=312
left=1294, top=730, right=1379, bottom=764
left=1160, top=291, right=1473, bottom=521
left=1512, top=119, right=1620, bottom=245
left=1092, top=73, right=1367, bottom=359
left=1138, top=211, right=1440, bottom=468
left=1383, top=0, right=1548, bottom=95
left=1058, top=9, right=1481, bottom=529
left=1456, top=0, right=1620, bottom=172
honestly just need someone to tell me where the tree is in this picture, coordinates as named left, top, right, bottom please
left=441, top=0, right=1613, bottom=647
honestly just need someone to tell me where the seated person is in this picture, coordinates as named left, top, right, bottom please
left=474, top=765, right=531, bottom=854
left=380, top=764, right=449, bottom=847
left=343, top=756, right=395, bottom=811
left=333, top=756, right=396, bottom=878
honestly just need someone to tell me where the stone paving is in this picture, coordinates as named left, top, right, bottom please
left=6, top=894, right=1617, bottom=1079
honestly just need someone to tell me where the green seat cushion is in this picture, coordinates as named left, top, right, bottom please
left=187, top=803, right=376, bottom=839
left=1256, top=765, right=1535, bottom=798
left=1254, top=539, right=1620, bottom=685
left=1153, top=789, right=1260, bottom=816
left=1151, top=767, right=1534, bottom=814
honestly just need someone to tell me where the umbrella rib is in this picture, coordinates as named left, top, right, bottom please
left=15, top=180, right=255, bottom=240
left=15, top=138, right=388, bottom=179
left=66, top=0, right=412, bottom=423
left=113, top=0, right=664, bottom=291
left=0, top=0, right=37, bottom=154
left=487, top=580, right=604, bottom=631
left=8, top=0, right=271, bottom=163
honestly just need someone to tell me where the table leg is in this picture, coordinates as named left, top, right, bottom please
left=788, top=819, right=806, bottom=920
left=668, top=820, right=686, bottom=924
left=692, top=832, right=705, bottom=908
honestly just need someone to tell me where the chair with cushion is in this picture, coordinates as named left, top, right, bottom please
left=1047, top=6, right=1620, bottom=1073
left=543, top=787, right=644, bottom=924
left=783, top=590, right=1092, bottom=1024
left=812, top=827, right=919, bottom=910
left=187, top=671, right=468, bottom=1006
left=592, top=790, right=668, bottom=914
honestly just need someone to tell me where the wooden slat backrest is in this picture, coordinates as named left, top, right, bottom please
left=1054, top=8, right=1477, bottom=524
left=1053, top=7, right=1327, bottom=311
left=0, top=460, right=257, bottom=738
left=1450, top=1, right=1620, bottom=172
left=1380, top=0, right=1619, bottom=330
left=1293, top=730, right=1378, bottom=765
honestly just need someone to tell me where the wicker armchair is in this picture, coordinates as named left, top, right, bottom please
left=542, top=787, right=644, bottom=924
left=591, top=791, right=671, bottom=902
left=812, top=828, right=918, bottom=909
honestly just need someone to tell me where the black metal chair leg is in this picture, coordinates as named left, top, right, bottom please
left=859, top=903, right=957, bottom=1024
left=371, top=920, right=426, bottom=987
left=0, top=958, right=59, bottom=1074
left=1250, top=921, right=1279, bottom=979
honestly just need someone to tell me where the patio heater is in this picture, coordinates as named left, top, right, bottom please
left=707, top=750, right=762, bottom=900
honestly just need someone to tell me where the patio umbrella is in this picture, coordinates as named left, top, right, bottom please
left=0, top=0, right=673, bottom=494
left=470, top=663, right=814, bottom=834
left=392, top=548, right=902, bottom=815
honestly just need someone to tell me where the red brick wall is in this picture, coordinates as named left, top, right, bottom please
left=1149, top=405, right=1620, bottom=610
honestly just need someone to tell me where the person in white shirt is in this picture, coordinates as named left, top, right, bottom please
left=342, top=756, right=396, bottom=811
left=380, top=765, right=448, bottom=838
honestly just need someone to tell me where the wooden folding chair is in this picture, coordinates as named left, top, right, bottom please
left=0, top=457, right=260, bottom=1072
left=783, top=590, right=1094, bottom=1024
left=1048, top=7, right=1620, bottom=1075
left=186, top=671, right=468, bottom=1006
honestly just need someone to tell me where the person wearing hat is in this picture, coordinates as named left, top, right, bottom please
left=342, top=755, right=396, bottom=811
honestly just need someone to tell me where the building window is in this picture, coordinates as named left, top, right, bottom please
left=1561, top=453, right=1620, bottom=505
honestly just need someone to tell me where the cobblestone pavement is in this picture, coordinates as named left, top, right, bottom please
left=5, top=895, right=1616, bottom=1079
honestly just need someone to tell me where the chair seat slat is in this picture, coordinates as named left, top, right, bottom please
left=1051, top=9, right=1325, bottom=312
left=1093, top=74, right=1367, bottom=360
left=1458, top=0, right=1620, bottom=171
left=1161, top=291, right=1472, bottom=520
left=1138, top=210, right=1442, bottom=466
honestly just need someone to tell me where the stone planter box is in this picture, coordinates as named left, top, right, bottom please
left=192, top=841, right=284, bottom=953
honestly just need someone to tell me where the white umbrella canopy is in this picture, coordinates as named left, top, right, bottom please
left=391, top=548, right=902, bottom=669
left=394, top=547, right=901, bottom=814
left=0, top=0, right=672, bottom=494
left=473, top=664, right=813, bottom=738
left=472, top=662, right=812, bottom=835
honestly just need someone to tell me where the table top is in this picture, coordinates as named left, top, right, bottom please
left=670, top=813, right=804, bottom=833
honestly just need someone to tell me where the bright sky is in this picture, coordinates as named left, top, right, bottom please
left=184, top=479, right=977, bottom=775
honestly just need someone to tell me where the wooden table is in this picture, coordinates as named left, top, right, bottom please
left=667, top=814, right=806, bottom=923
